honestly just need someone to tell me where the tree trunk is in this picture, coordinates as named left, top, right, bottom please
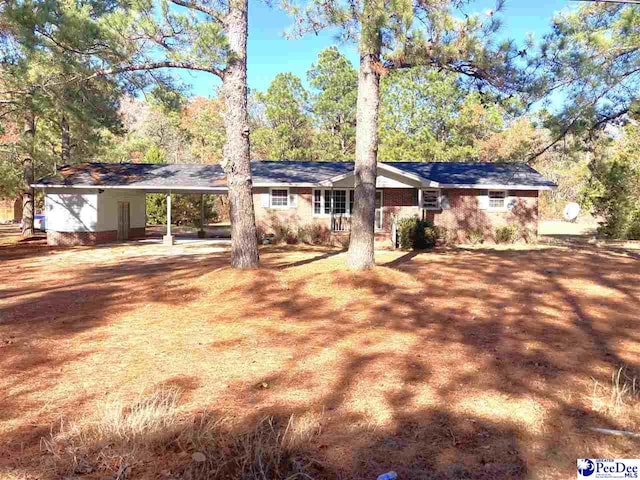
left=61, top=115, right=71, bottom=164
left=221, top=0, right=260, bottom=268
left=21, top=112, right=36, bottom=238
left=347, top=32, right=381, bottom=270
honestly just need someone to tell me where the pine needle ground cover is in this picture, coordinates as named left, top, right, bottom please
left=1, top=230, right=639, bottom=479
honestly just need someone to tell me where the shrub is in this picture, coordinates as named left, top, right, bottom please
left=495, top=225, right=519, bottom=243
left=467, top=229, right=485, bottom=245
left=285, top=232, right=299, bottom=244
left=423, top=226, right=438, bottom=248
left=433, top=226, right=450, bottom=246
left=397, top=217, right=435, bottom=249
left=297, top=224, right=331, bottom=245
left=519, top=225, right=537, bottom=243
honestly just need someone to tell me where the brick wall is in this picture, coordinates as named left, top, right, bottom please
left=382, top=188, right=417, bottom=207
left=426, top=189, right=539, bottom=242
left=253, top=187, right=332, bottom=234
left=253, top=186, right=539, bottom=245
left=129, top=227, right=146, bottom=239
left=47, top=228, right=145, bottom=246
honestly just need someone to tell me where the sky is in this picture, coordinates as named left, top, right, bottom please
left=181, top=0, right=573, bottom=97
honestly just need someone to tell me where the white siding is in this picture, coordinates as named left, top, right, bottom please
left=97, top=189, right=146, bottom=231
left=332, top=170, right=419, bottom=189
left=45, top=189, right=98, bottom=232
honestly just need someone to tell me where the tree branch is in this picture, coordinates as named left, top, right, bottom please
left=86, top=60, right=224, bottom=81
left=168, top=0, right=224, bottom=24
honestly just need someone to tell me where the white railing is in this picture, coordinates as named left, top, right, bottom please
left=331, top=215, right=350, bottom=232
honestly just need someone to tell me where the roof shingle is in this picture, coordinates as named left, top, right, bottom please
left=33, top=161, right=555, bottom=189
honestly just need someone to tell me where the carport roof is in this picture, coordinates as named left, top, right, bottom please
left=32, top=160, right=555, bottom=190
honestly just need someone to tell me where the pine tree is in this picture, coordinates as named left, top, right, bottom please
left=285, top=0, right=524, bottom=269
left=307, top=47, right=357, bottom=160
left=1, top=0, right=260, bottom=267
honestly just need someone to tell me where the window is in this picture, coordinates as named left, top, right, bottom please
left=313, top=190, right=322, bottom=214
left=333, top=190, right=346, bottom=214
left=270, top=188, right=289, bottom=208
left=313, top=189, right=353, bottom=216
left=422, top=189, right=440, bottom=210
left=324, top=191, right=331, bottom=214
left=489, top=190, right=506, bottom=209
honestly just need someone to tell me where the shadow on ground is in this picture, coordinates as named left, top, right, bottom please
left=1, top=240, right=639, bottom=479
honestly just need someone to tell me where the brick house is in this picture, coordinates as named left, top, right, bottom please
left=33, top=161, right=555, bottom=246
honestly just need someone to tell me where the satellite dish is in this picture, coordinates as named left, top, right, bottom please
left=563, top=202, right=580, bottom=222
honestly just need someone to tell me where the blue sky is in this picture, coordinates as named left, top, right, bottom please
left=181, top=0, right=573, bottom=97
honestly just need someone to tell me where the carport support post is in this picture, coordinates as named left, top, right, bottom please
left=197, top=194, right=205, bottom=238
left=163, top=192, right=174, bottom=245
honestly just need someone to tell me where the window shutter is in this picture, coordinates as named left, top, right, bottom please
left=261, top=192, right=270, bottom=208
left=506, top=191, right=517, bottom=211
left=478, top=190, right=489, bottom=210
left=289, top=191, right=297, bottom=208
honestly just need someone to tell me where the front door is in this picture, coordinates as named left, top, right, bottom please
left=375, top=190, right=383, bottom=230
left=117, top=201, right=130, bottom=241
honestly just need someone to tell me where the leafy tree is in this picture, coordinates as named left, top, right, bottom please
left=181, top=97, right=225, bottom=163
left=287, top=0, right=525, bottom=269
left=307, top=46, right=357, bottom=160
left=144, top=145, right=167, bottom=163
left=590, top=125, right=640, bottom=239
left=146, top=193, right=222, bottom=226
left=255, top=73, right=314, bottom=160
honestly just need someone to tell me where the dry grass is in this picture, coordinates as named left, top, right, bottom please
left=40, top=388, right=322, bottom=479
left=591, top=368, right=640, bottom=423
left=1, top=232, right=640, bottom=479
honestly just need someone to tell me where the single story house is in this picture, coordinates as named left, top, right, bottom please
left=32, top=161, right=555, bottom=247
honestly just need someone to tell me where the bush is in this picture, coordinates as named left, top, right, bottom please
left=272, top=223, right=292, bottom=244
left=433, top=226, right=451, bottom=246
left=297, top=224, right=331, bottom=245
left=467, top=229, right=485, bottom=245
left=423, top=226, right=438, bottom=248
left=495, top=225, right=519, bottom=243
left=397, top=217, right=435, bottom=249
left=519, top=225, right=537, bottom=243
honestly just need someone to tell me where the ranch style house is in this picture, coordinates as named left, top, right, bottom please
left=32, top=161, right=556, bottom=247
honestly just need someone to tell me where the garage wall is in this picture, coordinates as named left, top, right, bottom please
left=97, top=189, right=146, bottom=231
left=45, top=188, right=98, bottom=232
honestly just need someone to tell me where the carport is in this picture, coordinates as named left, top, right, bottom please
left=31, top=163, right=228, bottom=247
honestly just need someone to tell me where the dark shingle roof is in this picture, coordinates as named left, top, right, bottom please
left=34, top=163, right=227, bottom=189
left=395, top=162, right=556, bottom=188
left=251, top=161, right=353, bottom=184
left=33, top=161, right=555, bottom=189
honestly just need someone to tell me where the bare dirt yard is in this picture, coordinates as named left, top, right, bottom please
left=1, top=224, right=639, bottom=479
